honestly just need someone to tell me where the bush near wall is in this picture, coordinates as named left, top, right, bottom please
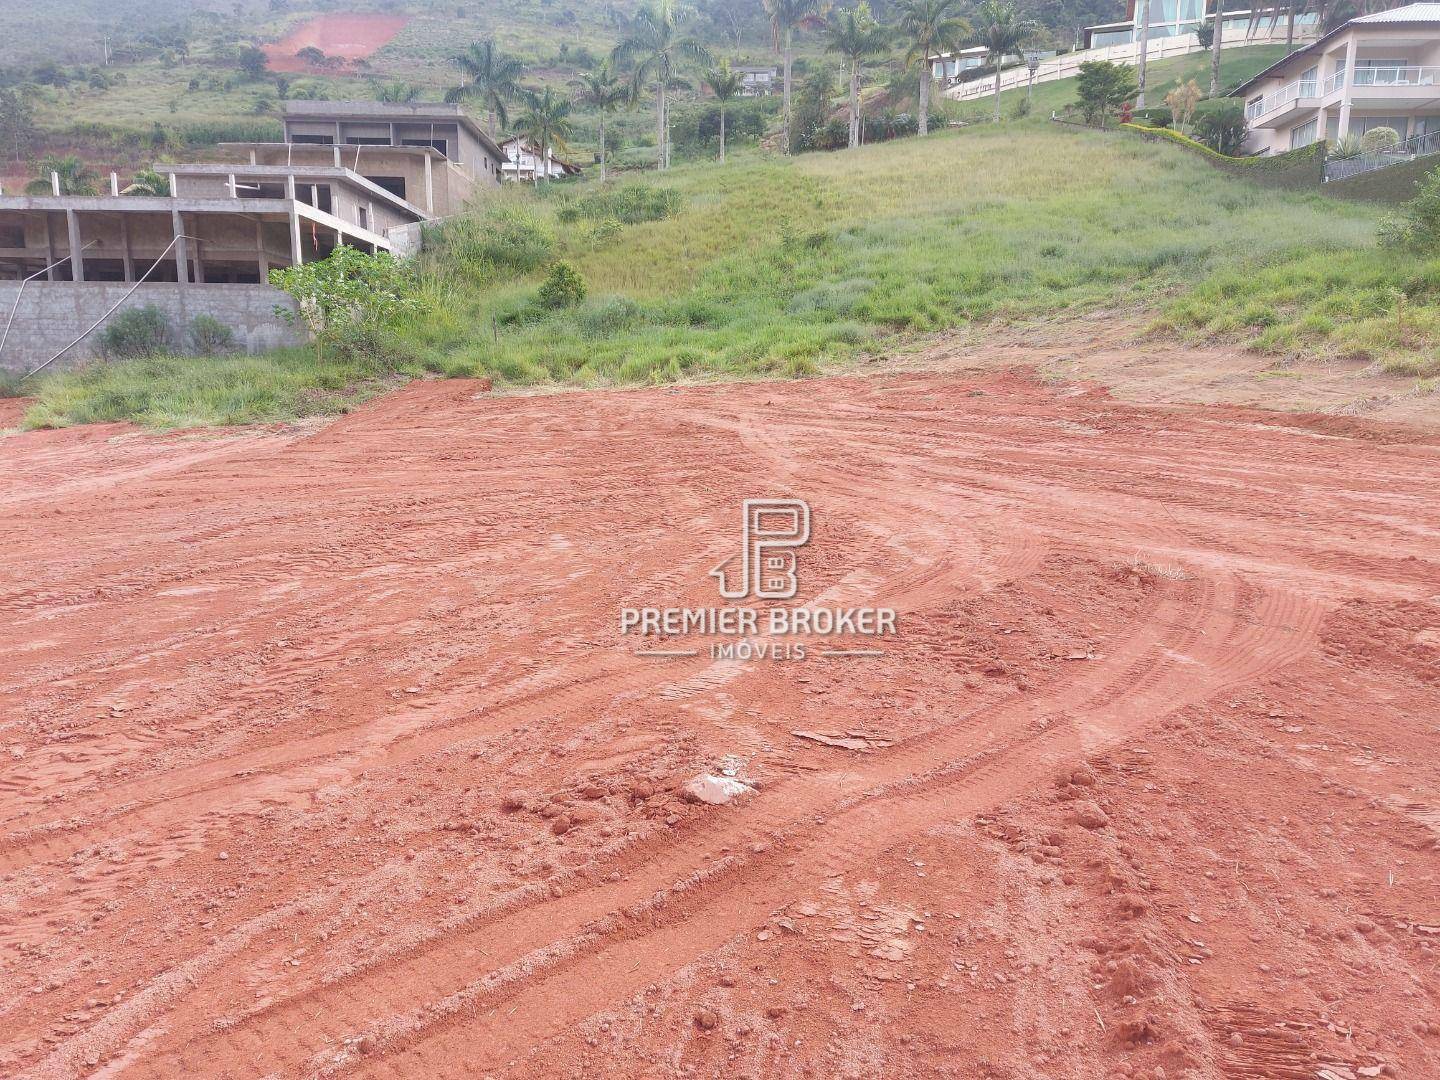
left=1121, top=123, right=1326, bottom=189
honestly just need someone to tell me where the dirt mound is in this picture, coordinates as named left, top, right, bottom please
left=1, top=373, right=1437, bottom=1078
left=263, top=13, right=408, bottom=74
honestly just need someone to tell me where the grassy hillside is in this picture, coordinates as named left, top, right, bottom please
left=23, top=120, right=1439, bottom=429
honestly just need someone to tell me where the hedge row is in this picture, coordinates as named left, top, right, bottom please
left=1120, top=123, right=1325, bottom=189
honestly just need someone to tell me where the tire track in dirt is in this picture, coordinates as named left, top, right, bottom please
left=96, top=568, right=1321, bottom=1080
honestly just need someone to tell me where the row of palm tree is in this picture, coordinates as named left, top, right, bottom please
left=444, top=0, right=1038, bottom=180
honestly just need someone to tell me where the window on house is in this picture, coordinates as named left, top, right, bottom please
left=364, top=176, right=406, bottom=200
left=291, top=134, right=334, bottom=145
left=1289, top=118, right=1318, bottom=149
left=0, top=225, right=24, bottom=248
left=1351, top=115, right=1411, bottom=139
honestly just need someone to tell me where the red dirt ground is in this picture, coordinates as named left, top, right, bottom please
left=263, top=14, right=409, bottom=74
left=2, top=373, right=1438, bottom=1080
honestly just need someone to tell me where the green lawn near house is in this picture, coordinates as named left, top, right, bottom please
left=948, top=44, right=1290, bottom=123
left=22, top=116, right=1437, bottom=430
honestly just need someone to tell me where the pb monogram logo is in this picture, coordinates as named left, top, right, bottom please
left=708, top=499, right=811, bottom=601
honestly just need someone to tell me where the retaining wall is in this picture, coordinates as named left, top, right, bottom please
left=0, top=283, right=303, bottom=373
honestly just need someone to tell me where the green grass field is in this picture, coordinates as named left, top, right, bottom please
left=23, top=110, right=1438, bottom=430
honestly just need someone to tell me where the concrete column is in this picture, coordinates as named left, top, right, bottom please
left=249, top=149, right=258, bottom=165
left=50, top=170, right=60, bottom=196
left=121, top=215, right=134, bottom=282
left=256, top=219, right=269, bottom=280
left=333, top=145, right=341, bottom=168
left=335, top=121, right=343, bottom=144
left=1338, top=36, right=1357, bottom=137
left=423, top=152, right=433, bottom=213
left=388, top=121, right=396, bottom=146
left=43, top=213, right=56, bottom=281
left=289, top=206, right=303, bottom=268
left=66, top=210, right=85, bottom=282
left=169, top=173, right=179, bottom=198
left=110, top=172, right=120, bottom=196
left=172, top=208, right=189, bottom=286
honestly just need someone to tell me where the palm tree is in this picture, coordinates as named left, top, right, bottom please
left=1135, top=0, right=1154, bottom=107
left=374, top=80, right=421, bottom=103
left=612, top=0, right=710, bottom=171
left=448, top=40, right=524, bottom=138
left=972, top=0, right=1038, bottom=123
left=25, top=154, right=97, bottom=196
left=896, top=0, right=968, bottom=136
left=704, top=61, right=744, bottom=163
left=1209, top=0, right=1226, bottom=96
left=764, top=0, right=829, bottom=154
left=826, top=3, right=888, bottom=149
left=513, top=86, right=574, bottom=185
left=576, top=62, right=627, bottom=181
left=120, top=167, right=170, bottom=196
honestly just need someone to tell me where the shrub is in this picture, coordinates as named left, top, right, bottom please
left=1009, top=96, right=1032, bottom=120
left=0, top=370, right=25, bottom=398
left=423, top=204, right=555, bottom=279
left=188, top=314, right=236, bottom=354
left=1196, top=18, right=1215, bottom=48
left=269, top=245, right=418, bottom=354
left=576, top=296, right=643, bottom=338
left=1075, top=61, right=1138, bottom=127
left=537, top=261, right=587, bottom=309
left=1379, top=167, right=1440, bottom=252
left=1360, top=125, right=1401, bottom=152
left=1329, top=134, right=1363, bottom=160
left=1131, top=106, right=1172, bottom=128
left=100, top=305, right=169, bottom=359
left=1191, top=99, right=1247, bottom=155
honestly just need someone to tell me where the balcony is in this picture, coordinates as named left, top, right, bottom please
left=1352, top=65, right=1440, bottom=87
left=1245, top=76, right=1321, bottom=126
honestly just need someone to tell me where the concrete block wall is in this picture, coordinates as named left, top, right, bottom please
left=0, top=283, right=304, bottom=373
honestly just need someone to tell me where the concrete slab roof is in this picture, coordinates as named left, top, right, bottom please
left=164, top=164, right=428, bottom=220
left=281, top=99, right=505, bottom=161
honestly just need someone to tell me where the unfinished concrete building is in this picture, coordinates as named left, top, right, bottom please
left=0, top=100, right=508, bottom=372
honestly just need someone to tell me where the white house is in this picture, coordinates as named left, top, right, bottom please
left=930, top=47, right=990, bottom=84
left=1234, top=2, right=1440, bottom=155
left=499, top=137, right=582, bottom=182
left=735, top=66, right=778, bottom=96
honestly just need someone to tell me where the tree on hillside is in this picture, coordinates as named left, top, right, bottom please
left=514, top=86, right=574, bottom=185
left=0, top=89, right=38, bottom=165
left=764, top=0, right=830, bottom=154
left=973, top=0, right=1039, bottom=123
left=25, top=155, right=98, bottom=196
left=375, top=81, right=422, bottom=102
left=612, top=0, right=710, bottom=171
left=703, top=60, right=744, bottom=162
left=448, top=39, right=525, bottom=138
left=576, top=62, right=627, bottom=181
left=1075, top=59, right=1136, bottom=127
left=121, top=167, right=171, bottom=196
left=826, top=3, right=888, bottom=149
left=238, top=45, right=269, bottom=79
left=896, top=0, right=968, bottom=137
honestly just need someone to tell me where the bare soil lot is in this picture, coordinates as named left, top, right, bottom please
left=2, top=373, right=1438, bottom=1079
left=263, top=13, right=409, bottom=73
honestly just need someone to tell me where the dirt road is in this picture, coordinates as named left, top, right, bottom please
left=2, top=374, right=1438, bottom=1079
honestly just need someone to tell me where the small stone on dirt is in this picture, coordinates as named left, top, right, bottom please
left=683, top=774, right=752, bottom=805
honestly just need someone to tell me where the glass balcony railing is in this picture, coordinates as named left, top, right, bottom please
left=1352, top=66, right=1440, bottom=86
left=1247, top=76, right=1320, bottom=119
